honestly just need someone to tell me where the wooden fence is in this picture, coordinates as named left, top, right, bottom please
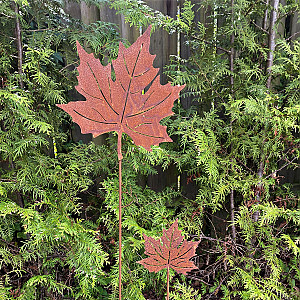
left=65, top=0, right=300, bottom=69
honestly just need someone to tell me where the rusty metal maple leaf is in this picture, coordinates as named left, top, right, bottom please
left=137, top=219, right=199, bottom=275
left=57, top=26, right=185, bottom=151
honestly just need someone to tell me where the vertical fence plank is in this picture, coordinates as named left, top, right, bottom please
left=79, top=2, right=103, bottom=144
left=63, top=1, right=91, bottom=144
left=143, top=0, right=179, bottom=191
left=80, top=1, right=100, bottom=24
left=64, top=0, right=81, bottom=19
left=144, top=0, right=177, bottom=84
left=99, top=4, right=139, bottom=43
left=290, top=11, right=300, bottom=41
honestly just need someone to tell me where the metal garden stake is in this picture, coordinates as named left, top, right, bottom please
left=56, top=26, right=185, bottom=299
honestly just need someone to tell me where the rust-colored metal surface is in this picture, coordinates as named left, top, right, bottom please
left=137, top=219, right=199, bottom=275
left=57, top=25, right=185, bottom=151
left=56, top=25, right=185, bottom=300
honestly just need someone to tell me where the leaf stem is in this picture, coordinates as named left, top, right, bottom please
left=118, top=132, right=123, bottom=300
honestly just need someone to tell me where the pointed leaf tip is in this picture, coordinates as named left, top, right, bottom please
left=144, top=25, right=152, bottom=36
left=76, top=40, right=83, bottom=52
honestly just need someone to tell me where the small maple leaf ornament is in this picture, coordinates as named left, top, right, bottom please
left=57, top=26, right=185, bottom=151
left=137, top=220, right=199, bottom=275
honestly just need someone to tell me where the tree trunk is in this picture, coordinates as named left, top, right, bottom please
left=253, top=0, right=280, bottom=222
left=262, top=0, right=269, bottom=31
left=266, top=0, right=280, bottom=89
left=229, top=0, right=236, bottom=242
left=13, top=1, right=24, bottom=89
left=253, top=161, right=264, bottom=222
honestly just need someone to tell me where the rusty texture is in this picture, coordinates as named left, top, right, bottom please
left=137, top=219, right=199, bottom=275
left=57, top=26, right=185, bottom=151
left=138, top=220, right=199, bottom=300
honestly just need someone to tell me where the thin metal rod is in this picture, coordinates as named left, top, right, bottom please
left=117, top=132, right=123, bottom=300
left=166, top=266, right=170, bottom=300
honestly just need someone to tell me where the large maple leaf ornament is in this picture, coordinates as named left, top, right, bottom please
left=137, top=220, right=199, bottom=275
left=57, top=26, right=185, bottom=151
